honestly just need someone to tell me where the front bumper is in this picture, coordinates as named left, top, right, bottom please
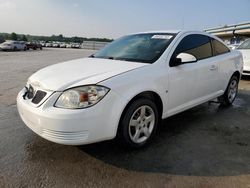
left=242, top=64, right=250, bottom=76
left=0, top=46, right=12, bottom=50
left=17, top=88, right=125, bottom=145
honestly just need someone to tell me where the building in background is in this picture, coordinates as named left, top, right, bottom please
left=205, top=22, right=250, bottom=46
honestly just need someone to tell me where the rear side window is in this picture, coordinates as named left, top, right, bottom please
left=211, top=38, right=230, bottom=56
left=173, top=34, right=212, bottom=61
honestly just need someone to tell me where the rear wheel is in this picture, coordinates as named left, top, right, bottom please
left=218, top=75, right=239, bottom=106
left=118, top=98, right=159, bottom=148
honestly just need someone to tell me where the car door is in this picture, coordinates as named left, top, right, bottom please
left=167, top=34, right=218, bottom=116
left=210, top=37, right=232, bottom=90
left=14, top=42, right=19, bottom=49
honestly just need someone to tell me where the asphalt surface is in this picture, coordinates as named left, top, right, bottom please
left=0, top=48, right=250, bottom=188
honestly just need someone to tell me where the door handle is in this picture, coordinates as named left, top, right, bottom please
left=210, top=65, right=218, bottom=71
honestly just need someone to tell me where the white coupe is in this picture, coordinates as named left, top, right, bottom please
left=17, top=31, right=243, bottom=148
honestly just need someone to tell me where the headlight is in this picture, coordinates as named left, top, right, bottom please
left=55, top=85, right=110, bottom=109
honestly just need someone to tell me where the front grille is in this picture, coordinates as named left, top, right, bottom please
left=27, top=85, right=35, bottom=99
left=25, top=85, right=47, bottom=104
left=32, top=90, right=47, bottom=104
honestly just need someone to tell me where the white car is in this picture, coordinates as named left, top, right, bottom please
left=228, top=44, right=240, bottom=50
left=237, top=39, right=250, bottom=75
left=60, top=43, right=67, bottom=48
left=0, top=41, right=27, bottom=51
left=17, top=31, right=243, bottom=148
left=45, top=43, right=52, bottom=47
left=66, top=44, right=72, bottom=48
left=52, top=43, right=60, bottom=48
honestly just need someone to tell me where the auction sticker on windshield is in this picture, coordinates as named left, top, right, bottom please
left=152, top=35, right=173, bottom=39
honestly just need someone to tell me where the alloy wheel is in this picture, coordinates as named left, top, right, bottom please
left=128, top=105, right=155, bottom=144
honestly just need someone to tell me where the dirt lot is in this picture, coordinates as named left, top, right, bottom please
left=0, top=48, right=250, bottom=188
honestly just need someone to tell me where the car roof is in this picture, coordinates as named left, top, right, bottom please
left=134, top=30, right=181, bottom=35
left=129, top=30, right=214, bottom=36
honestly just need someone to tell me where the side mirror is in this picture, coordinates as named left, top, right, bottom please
left=177, top=53, right=197, bottom=63
left=170, top=53, right=197, bottom=67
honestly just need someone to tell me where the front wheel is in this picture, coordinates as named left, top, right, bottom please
left=218, top=75, right=239, bottom=106
left=118, top=98, right=159, bottom=148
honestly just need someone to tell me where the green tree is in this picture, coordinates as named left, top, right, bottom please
left=0, top=35, right=4, bottom=43
left=10, top=32, right=18, bottom=40
left=72, top=36, right=82, bottom=43
left=58, top=34, right=64, bottom=42
left=21, top=35, right=28, bottom=41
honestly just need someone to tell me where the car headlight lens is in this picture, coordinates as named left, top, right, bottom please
left=55, top=85, right=110, bottom=109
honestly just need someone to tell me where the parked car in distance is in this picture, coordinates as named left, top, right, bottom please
left=0, top=41, right=27, bottom=51
left=41, top=43, right=46, bottom=47
left=17, top=31, right=243, bottom=148
left=66, top=43, right=72, bottom=48
left=237, top=38, right=250, bottom=76
left=60, top=43, right=67, bottom=48
left=26, top=42, right=43, bottom=50
left=228, top=43, right=240, bottom=50
left=45, top=43, right=52, bottom=47
left=73, top=43, right=81, bottom=48
left=52, top=43, right=60, bottom=48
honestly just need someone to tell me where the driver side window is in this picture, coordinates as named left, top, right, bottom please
left=171, top=34, right=213, bottom=63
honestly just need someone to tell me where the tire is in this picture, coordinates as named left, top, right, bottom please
left=218, top=75, right=239, bottom=106
left=118, top=98, right=159, bottom=148
left=13, top=47, right=17, bottom=51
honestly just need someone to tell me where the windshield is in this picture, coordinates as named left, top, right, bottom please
left=238, top=39, right=250, bottom=49
left=92, top=33, right=176, bottom=63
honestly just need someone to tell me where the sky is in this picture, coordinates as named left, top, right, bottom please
left=0, top=0, right=250, bottom=39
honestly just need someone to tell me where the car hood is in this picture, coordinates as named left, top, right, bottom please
left=28, top=58, right=147, bottom=91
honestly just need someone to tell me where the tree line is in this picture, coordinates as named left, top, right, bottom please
left=0, top=32, right=113, bottom=43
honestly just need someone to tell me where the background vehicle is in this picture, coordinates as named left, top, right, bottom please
left=237, top=38, right=250, bottom=75
left=26, top=42, right=43, bottom=50
left=17, top=31, right=243, bottom=148
left=52, top=43, right=60, bottom=48
left=66, top=43, right=72, bottom=48
left=0, top=41, right=27, bottom=51
left=45, top=43, right=52, bottom=47
left=60, top=43, right=67, bottom=48
left=228, top=44, right=240, bottom=50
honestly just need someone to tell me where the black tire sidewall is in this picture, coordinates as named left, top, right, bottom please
left=119, top=98, right=159, bottom=148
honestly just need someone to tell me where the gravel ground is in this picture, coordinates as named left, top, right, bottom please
left=0, top=48, right=250, bottom=188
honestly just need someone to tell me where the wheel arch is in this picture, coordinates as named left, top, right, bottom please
left=223, top=70, right=241, bottom=92
left=232, top=70, right=241, bottom=81
left=116, top=90, right=163, bottom=136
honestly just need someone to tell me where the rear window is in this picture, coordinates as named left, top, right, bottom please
left=211, top=38, right=230, bottom=56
